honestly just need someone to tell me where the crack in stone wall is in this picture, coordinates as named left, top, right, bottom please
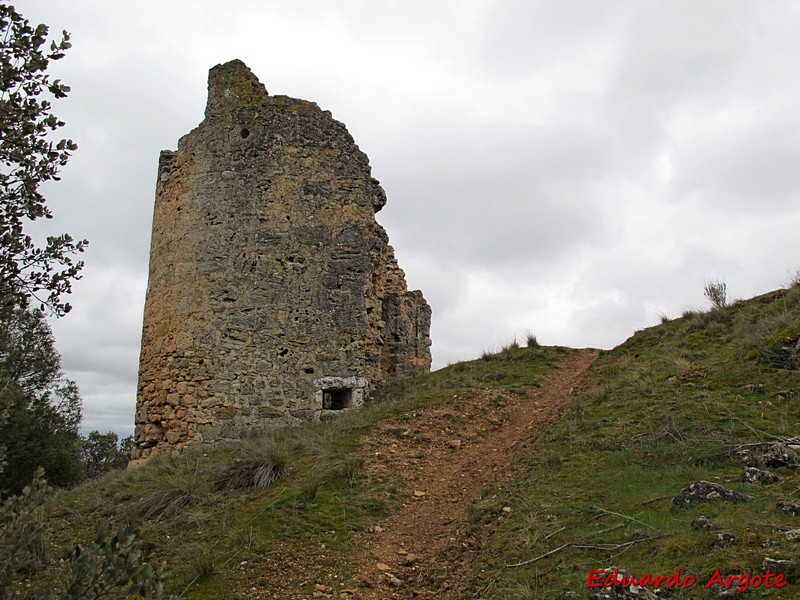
left=132, top=60, right=431, bottom=463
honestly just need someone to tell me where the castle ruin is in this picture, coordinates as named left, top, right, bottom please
left=131, top=60, right=431, bottom=463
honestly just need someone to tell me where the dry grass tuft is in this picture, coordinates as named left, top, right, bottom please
left=214, top=437, right=291, bottom=491
left=213, top=458, right=290, bottom=491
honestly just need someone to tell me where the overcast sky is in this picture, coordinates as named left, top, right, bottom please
left=15, top=1, right=800, bottom=436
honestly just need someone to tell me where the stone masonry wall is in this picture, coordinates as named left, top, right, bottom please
left=132, top=60, right=431, bottom=463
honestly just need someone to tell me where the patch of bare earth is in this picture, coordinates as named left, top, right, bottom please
left=345, top=348, right=599, bottom=598
left=233, top=349, right=597, bottom=599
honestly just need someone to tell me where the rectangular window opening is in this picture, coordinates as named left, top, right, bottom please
left=322, top=388, right=352, bottom=410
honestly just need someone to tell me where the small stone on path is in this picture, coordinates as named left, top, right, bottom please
left=400, top=553, right=418, bottom=566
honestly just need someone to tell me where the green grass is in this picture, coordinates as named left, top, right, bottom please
left=470, top=287, right=800, bottom=598
left=28, top=287, right=800, bottom=598
left=403, top=344, right=563, bottom=390
left=35, top=344, right=566, bottom=598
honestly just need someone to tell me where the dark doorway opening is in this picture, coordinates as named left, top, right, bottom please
left=322, top=388, right=352, bottom=410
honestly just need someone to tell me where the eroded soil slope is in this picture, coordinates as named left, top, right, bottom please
left=346, top=348, right=598, bottom=598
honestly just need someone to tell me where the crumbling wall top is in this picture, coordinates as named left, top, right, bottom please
left=205, top=59, right=270, bottom=119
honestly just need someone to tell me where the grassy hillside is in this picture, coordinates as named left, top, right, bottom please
left=471, top=285, right=800, bottom=598
left=14, top=282, right=800, bottom=599
left=39, top=344, right=566, bottom=598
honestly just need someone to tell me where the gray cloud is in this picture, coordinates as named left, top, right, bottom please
left=672, top=114, right=800, bottom=209
left=377, top=123, right=612, bottom=272
left=11, top=0, right=800, bottom=434
left=615, top=2, right=749, bottom=107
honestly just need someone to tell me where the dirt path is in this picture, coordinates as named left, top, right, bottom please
left=347, top=348, right=598, bottom=598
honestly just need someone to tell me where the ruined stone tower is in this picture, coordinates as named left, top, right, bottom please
left=132, top=60, right=431, bottom=463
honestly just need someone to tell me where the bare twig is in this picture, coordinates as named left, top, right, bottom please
left=640, top=494, right=672, bottom=506
left=505, top=533, right=666, bottom=569
left=593, top=507, right=659, bottom=532
left=543, top=526, right=566, bottom=541
left=506, top=543, right=570, bottom=568
left=663, top=428, right=688, bottom=447
left=609, top=536, right=663, bottom=560
left=727, top=404, right=767, bottom=441
left=587, top=523, right=625, bottom=538
left=573, top=535, right=665, bottom=553
left=747, top=522, right=793, bottom=531
left=733, top=441, right=780, bottom=449
left=714, top=400, right=784, bottom=442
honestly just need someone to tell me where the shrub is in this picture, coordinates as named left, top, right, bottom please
left=0, top=469, right=49, bottom=596
left=1, top=469, right=172, bottom=599
left=789, top=268, right=800, bottom=289
left=132, top=458, right=213, bottom=520
left=59, top=521, right=171, bottom=599
left=81, top=431, right=133, bottom=478
left=704, top=279, right=728, bottom=309
left=214, top=437, right=291, bottom=492
left=757, top=322, right=800, bottom=370
left=0, top=307, right=84, bottom=496
left=214, top=458, right=290, bottom=491
left=525, top=332, right=539, bottom=348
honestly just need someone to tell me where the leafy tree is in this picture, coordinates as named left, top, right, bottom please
left=81, top=431, right=133, bottom=478
left=0, top=305, right=82, bottom=495
left=0, top=4, right=87, bottom=316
